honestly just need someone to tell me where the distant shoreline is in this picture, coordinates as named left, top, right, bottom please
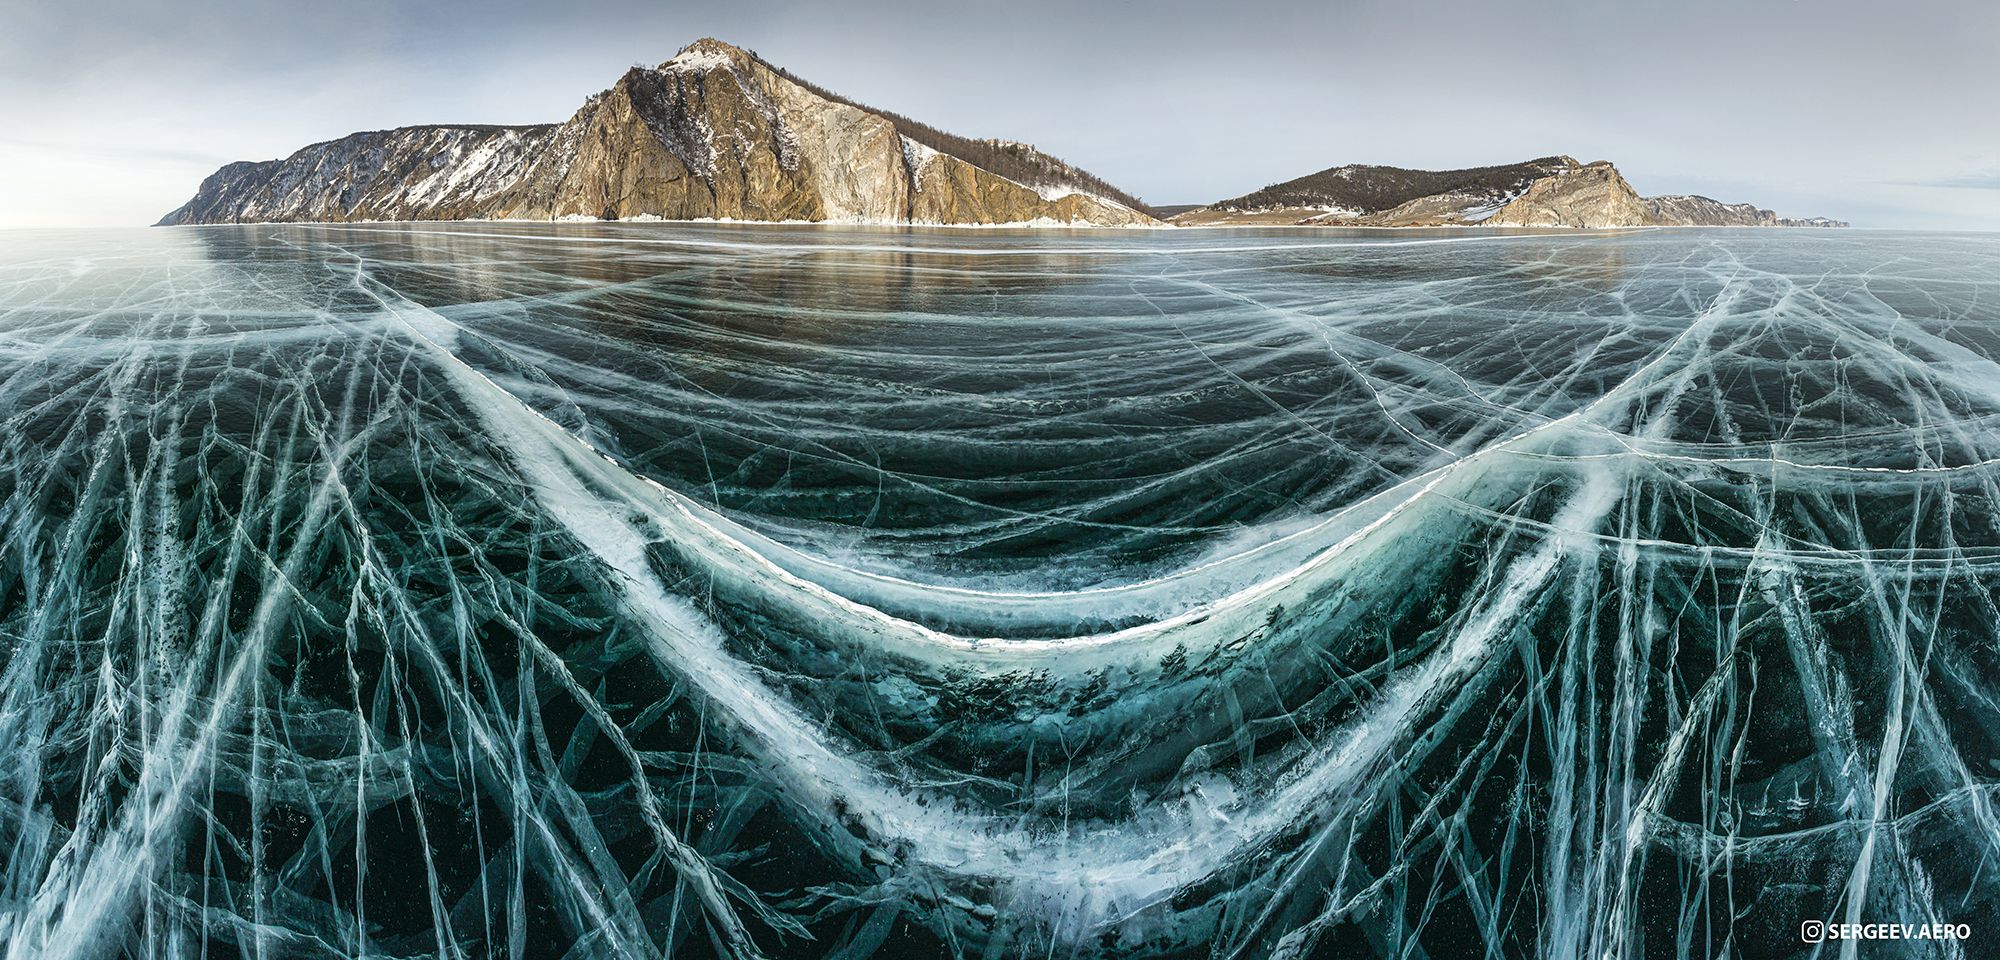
left=150, top=218, right=1835, bottom=232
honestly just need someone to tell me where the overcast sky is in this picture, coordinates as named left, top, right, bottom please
left=2, top=0, right=1995, bottom=228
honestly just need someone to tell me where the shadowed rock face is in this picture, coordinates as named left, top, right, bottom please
left=1644, top=194, right=1845, bottom=227
left=158, top=127, right=558, bottom=225
left=159, top=39, right=1157, bottom=227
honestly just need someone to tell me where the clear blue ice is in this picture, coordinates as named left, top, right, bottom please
left=1, top=223, right=1997, bottom=958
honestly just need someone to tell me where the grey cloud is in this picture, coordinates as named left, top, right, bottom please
left=1897, top=172, right=2000, bottom=190
left=2, top=0, right=1997, bottom=227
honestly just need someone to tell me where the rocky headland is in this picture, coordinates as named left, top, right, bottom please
left=1171, top=156, right=1844, bottom=228
left=160, top=39, right=1157, bottom=227
left=161, top=42, right=1843, bottom=230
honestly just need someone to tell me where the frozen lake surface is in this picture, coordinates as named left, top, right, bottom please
left=1, top=223, right=1998, bottom=958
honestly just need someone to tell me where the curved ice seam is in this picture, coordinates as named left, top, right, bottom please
left=386, top=287, right=1629, bottom=932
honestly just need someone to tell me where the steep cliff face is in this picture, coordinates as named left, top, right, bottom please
left=1483, top=166, right=1852, bottom=228
left=159, top=39, right=1155, bottom=227
left=899, top=138, right=1146, bottom=225
left=490, top=53, right=831, bottom=222
left=1481, top=160, right=1656, bottom=228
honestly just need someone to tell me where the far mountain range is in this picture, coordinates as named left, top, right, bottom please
left=159, top=38, right=1845, bottom=230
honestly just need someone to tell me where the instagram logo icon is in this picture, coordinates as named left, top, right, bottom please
left=1801, top=921, right=1826, bottom=943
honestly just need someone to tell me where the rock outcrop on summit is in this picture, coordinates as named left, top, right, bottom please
left=1172, top=156, right=1844, bottom=228
left=159, top=39, right=1157, bottom=227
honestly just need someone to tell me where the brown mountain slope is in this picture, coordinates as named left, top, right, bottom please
left=1174, top=156, right=1844, bottom=228
left=159, top=39, right=1156, bottom=227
